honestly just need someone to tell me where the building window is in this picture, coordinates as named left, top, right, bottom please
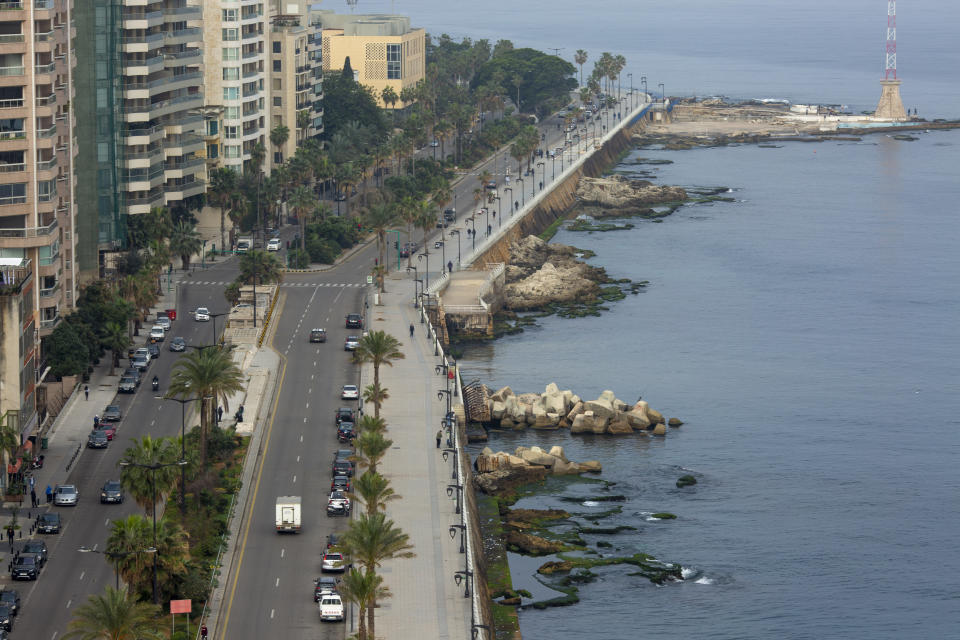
left=224, top=125, right=238, bottom=140
left=223, top=47, right=239, bottom=61
left=273, top=151, right=282, bottom=164
left=222, top=28, right=239, bottom=42
left=224, top=145, right=241, bottom=159
left=273, top=60, right=281, bottom=72
left=206, top=120, right=219, bottom=136
left=207, top=144, right=219, bottom=159
left=223, top=87, right=239, bottom=101
left=37, top=179, right=56, bottom=202
left=222, top=8, right=238, bottom=21
left=273, top=96, right=282, bottom=106
left=273, top=41, right=281, bottom=54
left=0, top=182, right=26, bottom=205
left=223, top=67, right=240, bottom=81
left=224, top=106, right=240, bottom=119
left=387, top=43, right=401, bottom=80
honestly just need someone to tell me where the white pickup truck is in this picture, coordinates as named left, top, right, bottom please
left=318, top=591, right=345, bottom=622
left=276, top=496, right=301, bottom=533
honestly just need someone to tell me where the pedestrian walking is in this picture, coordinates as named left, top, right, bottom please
left=30, top=489, right=36, bottom=508
left=200, top=624, right=208, bottom=640
left=436, top=430, right=443, bottom=448
left=93, top=415, right=99, bottom=428
left=84, top=384, right=89, bottom=400
left=45, top=485, right=52, bottom=503
left=6, top=526, right=13, bottom=550
left=217, top=406, right=223, bottom=424
left=409, top=323, right=414, bottom=337
left=447, top=261, right=453, bottom=274
left=28, top=473, right=34, bottom=491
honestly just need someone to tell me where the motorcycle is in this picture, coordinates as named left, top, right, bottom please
left=151, top=377, right=159, bottom=392
left=30, top=455, right=44, bottom=470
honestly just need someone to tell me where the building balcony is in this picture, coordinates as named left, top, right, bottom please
left=122, top=55, right=163, bottom=76
left=121, top=31, right=164, bottom=54
left=124, top=190, right=164, bottom=215
left=124, top=146, right=162, bottom=168
left=36, top=123, right=56, bottom=138
left=123, top=123, right=164, bottom=145
left=122, top=10, right=163, bottom=31
left=0, top=162, right=25, bottom=173
left=0, top=1, right=24, bottom=10
left=164, top=5, right=200, bottom=21
left=163, top=156, right=204, bottom=179
left=161, top=113, right=202, bottom=133
left=164, top=133, right=203, bottom=156
left=0, top=65, right=24, bottom=77
left=0, top=34, right=24, bottom=44
left=0, top=129, right=25, bottom=142
left=164, top=178, right=205, bottom=202
left=0, top=97, right=24, bottom=110
left=0, top=218, right=57, bottom=249
left=39, top=313, right=60, bottom=332
left=164, top=26, right=200, bottom=46
left=163, top=48, right=201, bottom=68
left=34, top=0, right=54, bottom=10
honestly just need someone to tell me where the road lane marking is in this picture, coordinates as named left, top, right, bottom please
left=306, top=402, right=309, bottom=408
left=270, top=609, right=275, bottom=619
left=311, top=374, right=314, bottom=380
left=66, top=600, right=71, bottom=609
left=292, top=475, right=296, bottom=484
left=300, top=434, right=303, bottom=442
left=303, top=417, right=307, bottom=423
left=218, top=340, right=287, bottom=640
left=281, top=549, right=285, bottom=558
left=79, top=571, right=85, bottom=581
left=296, top=455, right=300, bottom=463
left=275, top=577, right=280, bottom=587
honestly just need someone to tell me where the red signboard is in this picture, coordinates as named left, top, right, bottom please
left=170, top=599, right=192, bottom=614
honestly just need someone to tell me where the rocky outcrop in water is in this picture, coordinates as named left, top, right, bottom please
left=473, top=444, right=602, bottom=496
left=503, top=236, right=604, bottom=311
left=576, top=175, right=687, bottom=218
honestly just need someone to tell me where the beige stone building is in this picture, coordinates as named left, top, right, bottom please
left=0, top=0, right=77, bottom=334
left=311, top=11, right=424, bottom=108
left=0, top=258, right=37, bottom=471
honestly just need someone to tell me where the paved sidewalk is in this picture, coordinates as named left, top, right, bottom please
left=357, top=277, right=471, bottom=639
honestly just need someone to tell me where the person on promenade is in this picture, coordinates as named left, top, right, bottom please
left=436, top=430, right=443, bottom=448
left=409, top=323, right=414, bottom=338
left=217, top=406, right=223, bottom=424
left=45, top=485, right=52, bottom=503
left=30, top=488, right=37, bottom=508
left=84, top=385, right=89, bottom=400
left=448, top=261, right=453, bottom=274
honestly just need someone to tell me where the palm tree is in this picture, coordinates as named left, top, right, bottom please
left=239, top=250, right=282, bottom=285
left=341, top=512, right=414, bottom=638
left=102, top=321, right=129, bottom=376
left=352, top=331, right=404, bottom=419
left=338, top=568, right=390, bottom=640
left=381, top=85, right=399, bottom=110
left=63, top=586, right=163, bottom=640
left=168, top=348, right=245, bottom=465
left=288, top=185, right=316, bottom=253
left=296, top=109, right=310, bottom=142
left=350, top=470, right=399, bottom=516
left=356, top=414, right=387, bottom=435
left=575, top=49, right=588, bottom=87
left=248, top=142, right=266, bottom=176
left=270, top=124, right=290, bottom=165
left=352, top=430, right=393, bottom=475
left=168, top=220, right=202, bottom=270
left=106, top=515, right=153, bottom=593
left=119, top=436, right=180, bottom=516
left=363, top=201, right=396, bottom=288
left=361, top=383, right=389, bottom=412
left=152, top=516, right=190, bottom=596
left=208, top=167, right=237, bottom=254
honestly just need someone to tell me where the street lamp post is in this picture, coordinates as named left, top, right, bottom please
left=449, top=229, right=461, bottom=266
left=156, top=388, right=211, bottom=514
left=119, top=459, right=187, bottom=605
left=658, top=82, right=665, bottom=105
left=406, top=266, right=419, bottom=306
left=207, top=312, right=227, bottom=347
left=536, top=162, right=545, bottom=193
left=641, top=76, right=647, bottom=100
left=503, top=187, right=513, bottom=216
left=417, top=251, right=430, bottom=290
left=493, top=196, right=501, bottom=228
left=627, top=73, right=633, bottom=109
left=516, top=178, right=525, bottom=206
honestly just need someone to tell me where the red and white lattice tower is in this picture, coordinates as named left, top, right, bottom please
left=875, top=0, right=907, bottom=120
left=884, top=0, right=898, bottom=79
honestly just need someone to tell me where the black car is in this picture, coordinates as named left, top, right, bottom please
left=100, top=480, right=124, bottom=504
left=399, top=241, right=418, bottom=258
left=118, top=377, right=137, bottom=393
left=147, top=342, right=161, bottom=359
left=21, top=540, right=47, bottom=566
left=335, top=407, right=355, bottom=425
left=331, top=459, right=354, bottom=478
left=11, top=554, right=40, bottom=580
left=0, top=590, right=20, bottom=616
left=326, top=532, right=341, bottom=549
left=345, top=313, right=362, bottom=329
left=0, top=603, right=10, bottom=631
left=336, top=422, right=356, bottom=443
left=37, top=512, right=60, bottom=534
left=444, top=208, right=456, bottom=221
left=330, top=476, right=350, bottom=493
left=87, top=430, right=109, bottom=449
left=310, top=328, right=327, bottom=343
left=314, top=576, right=340, bottom=601
left=435, top=218, right=450, bottom=228
left=169, top=336, right=186, bottom=352
left=102, top=404, right=122, bottom=422
left=122, top=367, right=141, bottom=386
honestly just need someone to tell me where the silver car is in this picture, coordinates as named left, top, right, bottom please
left=54, top=484, right=78, bottom=506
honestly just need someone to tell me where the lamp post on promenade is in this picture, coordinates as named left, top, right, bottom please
left=449, top=229, right=461, bottom=266
left=628, top=73, right=633, bottom=109
left=658, top=82, right=665, bottom=105
left=641, top=76, right=647, bottom=100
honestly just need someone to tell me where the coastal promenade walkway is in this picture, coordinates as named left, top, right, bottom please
left=356, top=277, right=473, bottom=639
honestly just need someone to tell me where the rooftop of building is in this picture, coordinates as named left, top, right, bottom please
left=309, top=10, right=418, bottom=37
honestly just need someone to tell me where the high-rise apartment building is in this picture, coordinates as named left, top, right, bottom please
left=75, top=0, right=205, bottom=278
left=0, top=0, right=77, bottom=335
left=199, top=0, right=268, bottom=173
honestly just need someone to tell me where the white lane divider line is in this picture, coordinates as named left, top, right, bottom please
left=292, top=475, right=297, bottom=483
left=66, top=600, right=72, bottom=609
left=275, top=578, right=280, bottom=587
left=305, top=402, right=309, bottom=408
left=281, top=548, right=285, bottom=558
left=79, top=571, right=85, bottom=581
left=300, top=434, right=303, bottom=442
left=270, top=608, right=275, bottom=619
left=296, top=455, right=300, bottom=463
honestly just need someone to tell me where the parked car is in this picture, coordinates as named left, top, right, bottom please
left=331, top=459, right=354, bottom=478
left=314, top=576, right=339, bottom=601
left=122, top=367, right=141, bottom=386
left=326, top=491, right=351, bottom=516
left=435, top=218, right=449, bottom=228
left=118, top=376, right=137, bottom=393
left=10, top=554, right=41, bottom=580
left=102, top=405, right=122, bottom=422
left=37, top=513, right=61, bottom=534
left=485, top=180, right=497, bottom=190
left=21, top=540, right=47, bottom=567
left=0, top=590, right=20, bottom=616
left=99, top=423, right=116, bottom=440
left=330, top=476, right=351, bottom=493
left=134, top=347, right=151, bottom=362
left=267, top=237, right=281, bottom=251
left=340, top=384, right=358, bottom=400
left=326, top=533, right=341, bottom=549
left=345, top=313, right=362, bottom=329
left=54, top=484, right=78, bottom=506
left=321, top=552, right=347, bottom=573
left=310, top=328, right=327, bottom=343
left=435, top=240, right=444, bottom=249
left=444, top=208, right=456, bottom=221
left=146, top=343, right=161, bottom=359
left=399, top=241, right=418, bottom=257
left=169, top=336, right=186, bottom=352
left=87, top=430, right=109, bottom=449
left=318, top=591, right=345, bottom=622
left=334, top=449, right=354, bottom=461
left=335, top=408, right=355, bottom=425
left=336, top=423, right=356, bottom=443
left=100, top=480, right=124, bottom=504
left=131, top=356, right=149, bottom=372
left=149, top=325, right=165, bottom=342
left=155, top=315, right=171, bottom=331
left=0, top=603, right=11, bottom=630
left=194, top=307, right=210, bottom=322
left=343, top=336, right=359, bottom=351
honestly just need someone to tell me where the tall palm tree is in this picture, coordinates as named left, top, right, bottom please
left=356, top=414, right=387, bottom=435
left=352, top=331, right=404, bottom=419
left=350, top=470, right=399, bottom=516
left=381, top=85, right=399, bottom=110
left=168, top=348, right=245, bottom=465
left=106, top=515, right=153, bottom=593
left=296, top=109, right=311, bottom=142
left=239, top=250, right=282, bottom=285
left=361, top=383, right=388, bottom=412
left=168, top=220, right=202, bottom=270
left=574, top=49, right=588, bottom=87
left=119, top=436, right=180, bottom=516
left=63, top=586, right=163, bottom=640
left=270, top=124, right=290, bottom=165
left=152, top=516, right=190, bottom=596
left=101, top=321, right=129, bottom=376
left=341, top=512, right=414, bottom=638
left=248, top=141, right=266, bottom=176
left=288, top=185, right=316, bottom=253
left=338, top=568, right=390, bottom=640
left=208, top=167, right=237, bottom=254
left=415, top=201, right=435, bottom=285
left=352, top=430, right=393, bottom=475
left=363, top=201, right=396, bottom=287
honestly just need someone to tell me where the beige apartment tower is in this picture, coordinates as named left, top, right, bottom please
left=0, top=0, right=77, bottom=335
